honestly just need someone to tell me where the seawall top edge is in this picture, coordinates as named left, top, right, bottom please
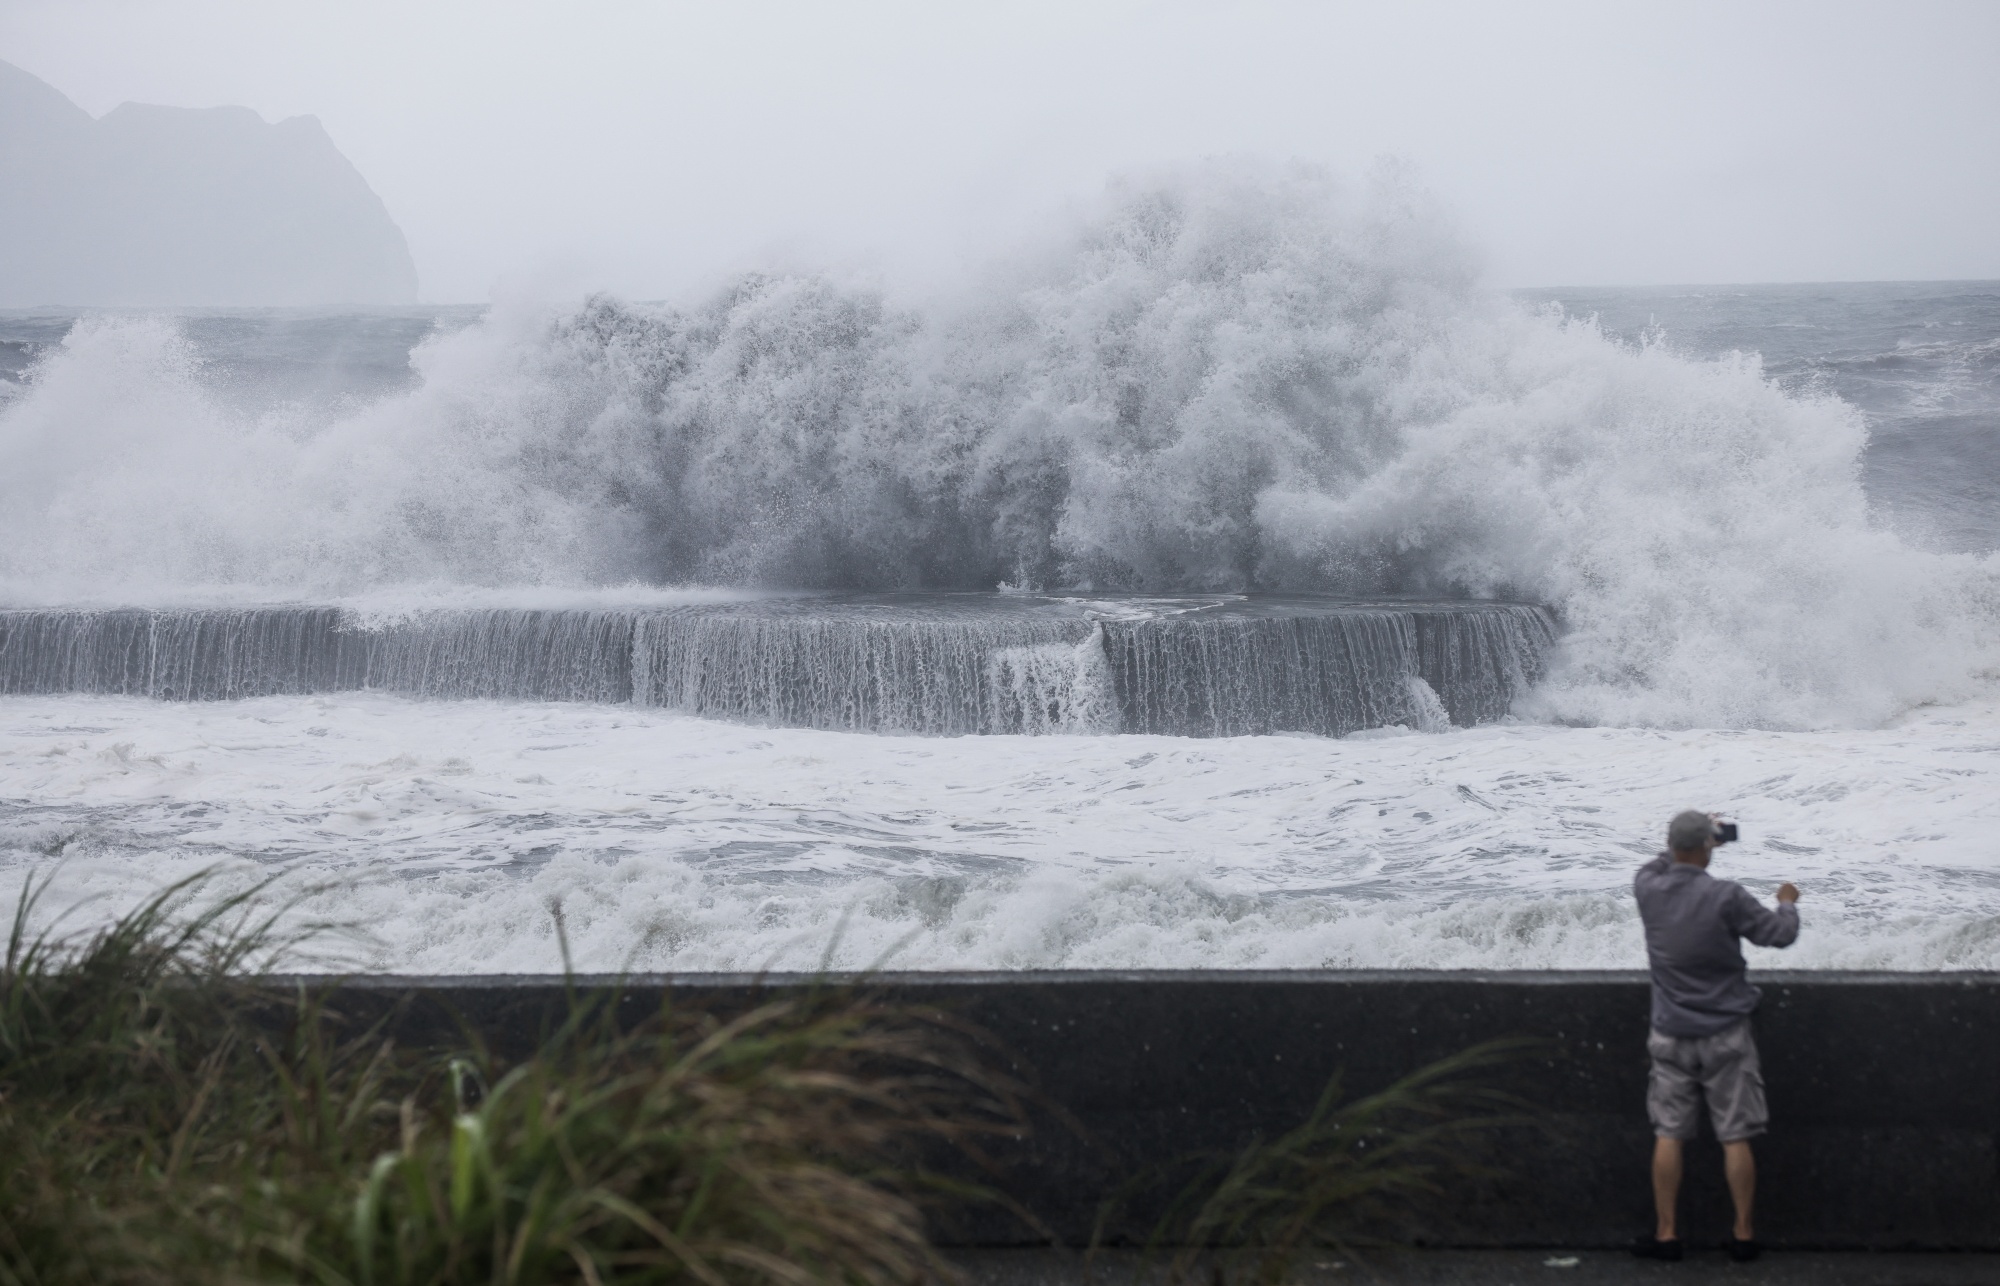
left=0, top=597, right=1560, bottom=615
left=251, top=968, right=2000, bottom=990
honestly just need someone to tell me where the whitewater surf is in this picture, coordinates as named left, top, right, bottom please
left=1, top=164, right=1995, bottom=971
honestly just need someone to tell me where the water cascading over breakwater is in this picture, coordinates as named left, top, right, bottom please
left=2, top=163, right=1991, bottom=731
left=6, top=169, right=2000, bottom=981
left=0, top=596, right=1554, bottom=736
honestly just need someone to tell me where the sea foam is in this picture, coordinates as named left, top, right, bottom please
left=2, top=692, right=1996, bottom=973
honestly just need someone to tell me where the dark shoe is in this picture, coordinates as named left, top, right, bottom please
left=1632, top=1235, right=1684, bottom=1261
left=1728, top=1238, right=1761, bottom=1262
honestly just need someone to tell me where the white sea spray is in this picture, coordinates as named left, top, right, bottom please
left=2, top=163, right=1993, bottom=729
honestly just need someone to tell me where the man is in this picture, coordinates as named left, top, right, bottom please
left=1631, top=809, right=1799, bottom=1263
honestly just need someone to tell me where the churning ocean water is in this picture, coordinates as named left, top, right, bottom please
left=1, top=169, right=1996, bottom=974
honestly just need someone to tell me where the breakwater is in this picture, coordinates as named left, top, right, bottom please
left=0, top=595, right=1556, bottom=735
left=280, top=970, right=2000, bottom=1249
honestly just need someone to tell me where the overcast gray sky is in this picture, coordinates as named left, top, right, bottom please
left=5, top=0, right=1997, bottom=303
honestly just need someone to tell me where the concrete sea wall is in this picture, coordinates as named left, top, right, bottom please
left=275, top=970, right=2000, bottom=1250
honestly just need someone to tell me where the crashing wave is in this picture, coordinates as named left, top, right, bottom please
left=0, top=161, right=1992, bottom=727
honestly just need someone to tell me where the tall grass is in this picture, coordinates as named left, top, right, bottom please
left=0, top=872, right=1027, bottom=1286
left=1094, top=1041, right=1537, bottom=1286
left=0, top=872, right=1532, bottom=1286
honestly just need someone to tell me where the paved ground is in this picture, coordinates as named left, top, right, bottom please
left=953, top=1248, right=2000, bottom=1285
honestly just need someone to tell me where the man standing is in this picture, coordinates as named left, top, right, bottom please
left=1631, top=810, right=1800, bottom=1263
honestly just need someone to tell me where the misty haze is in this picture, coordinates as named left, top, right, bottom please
left=0, top=59, right=414, bottom=307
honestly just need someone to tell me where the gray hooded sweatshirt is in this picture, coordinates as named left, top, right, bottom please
left=1633, top=853, right=1800, bottom=1037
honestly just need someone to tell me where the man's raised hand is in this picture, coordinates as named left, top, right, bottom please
left=1777, top=883, right=1800, bottom=904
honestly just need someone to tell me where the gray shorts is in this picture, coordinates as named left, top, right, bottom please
left=1646, top=1019, right=1768, bottom=1142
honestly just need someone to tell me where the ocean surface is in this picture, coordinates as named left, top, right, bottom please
left=1514, top=281, right=2000, bottom=555
left=2, top=174, right=1995, bottom=973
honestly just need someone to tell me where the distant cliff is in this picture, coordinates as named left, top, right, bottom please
left=0, top=60, right=418, bottom=306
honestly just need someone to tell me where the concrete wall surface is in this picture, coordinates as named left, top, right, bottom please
left=267, top=971, right=2000, bottom=1250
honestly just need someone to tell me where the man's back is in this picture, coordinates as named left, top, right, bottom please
left=1634, top=853, right=1799, bottom=1037
left=1631, top=814, right=1802, bottom=1261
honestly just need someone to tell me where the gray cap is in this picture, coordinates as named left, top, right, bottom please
left=1667, top=809, right=1715, bottom=853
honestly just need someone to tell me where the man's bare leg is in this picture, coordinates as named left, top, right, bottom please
left=1652, top=1136, right=1684, bottom=1241
left=1724, top=1140, right=1756, bottom=1240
